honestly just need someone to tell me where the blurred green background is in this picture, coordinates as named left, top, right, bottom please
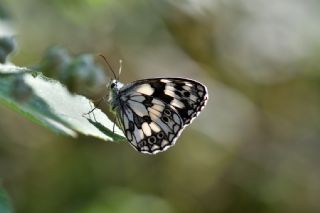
left=1, top=0, right=320, bottom=212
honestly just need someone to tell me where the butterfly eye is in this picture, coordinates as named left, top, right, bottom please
left=110, top=82, right=116, bottom=88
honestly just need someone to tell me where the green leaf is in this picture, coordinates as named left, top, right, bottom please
left=0, top=185, right=12, bottom=213
left=0, top=63, right=125, bottom=142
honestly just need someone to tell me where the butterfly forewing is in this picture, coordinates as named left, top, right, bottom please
left=121, top=78, right=208, bottom=125
left=114, top=78, right=208, bottom=154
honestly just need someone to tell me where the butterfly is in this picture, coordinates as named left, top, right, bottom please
left=107, top=75, right=209, bottom=154
left=89, top=56, right=209, bottom=154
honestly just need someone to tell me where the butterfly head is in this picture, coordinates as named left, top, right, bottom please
left=107, top=79, right=124, bottom=108
left=108, top=79, right=123, bottom=91
left=110, top=79, right=117, bottom=89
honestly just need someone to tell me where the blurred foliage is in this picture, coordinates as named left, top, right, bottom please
left=0, top=36, right=16, bottom=63
left=0, top=64, right=124, bottom=141
left=0, top=0, right=320, bottom=213
left=38, top=46, right=107, bottom=96
left=0, top=185, right=12, bottom=213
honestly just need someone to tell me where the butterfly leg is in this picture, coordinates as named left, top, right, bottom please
left=82, top=101, right=98, bottom=122
left=90, top=102, right=97, bottom=122
left=82, top=97, right=105, bottom=117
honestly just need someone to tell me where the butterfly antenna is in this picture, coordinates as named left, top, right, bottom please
left=118, top=59, right=123, bottom=81
left=99, top=54, right=117, bottom=80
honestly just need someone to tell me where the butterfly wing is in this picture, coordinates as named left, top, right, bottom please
left=117, top=78, right=208, bottom=154
left=117, top=99, right=184, bottom=154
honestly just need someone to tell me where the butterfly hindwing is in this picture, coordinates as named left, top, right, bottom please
left=117, top=94, right=183, bottom=154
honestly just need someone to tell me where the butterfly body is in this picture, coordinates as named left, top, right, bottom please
left=108, top=78, right=208, bottom=154
left=108, top=80, right=123, bottom=111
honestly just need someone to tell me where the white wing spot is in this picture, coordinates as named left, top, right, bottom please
left=165, top=89, right=176, bottom=97
left=161, top=140, right=169, bottom=147
left=152, top=99, right=165, bottom=106
left=149, top=122, right=161, bottom=133
left=142, top=122, right=152, bottom=137
left=171, top=99, right=185, bottom=108
left=184, top=82, right=193, bottom=87
left=136, top=84, right=154, bottom=95
left=161, top=79, right=171, bottom=83
left=152, top=104, right=164, bottom=112
left=151, top=144, right=160, bottom=151
left=141, top=146, right=149, bottom=151
left=165, top=85, right=175, bottom=91
left=150, top=112, right=158, bottom=121
left=148, top=107, right=161, bottom=117
left=182, top=85, right=192, bottom=91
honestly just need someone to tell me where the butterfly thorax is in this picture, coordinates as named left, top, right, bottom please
left=108, top=80, right=124, bottom=113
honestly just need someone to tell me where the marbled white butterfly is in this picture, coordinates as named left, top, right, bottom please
left=97, top=57, right=208, bottom=154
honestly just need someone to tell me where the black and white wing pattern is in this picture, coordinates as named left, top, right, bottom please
left=114, top=78, right=208, bottom=154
